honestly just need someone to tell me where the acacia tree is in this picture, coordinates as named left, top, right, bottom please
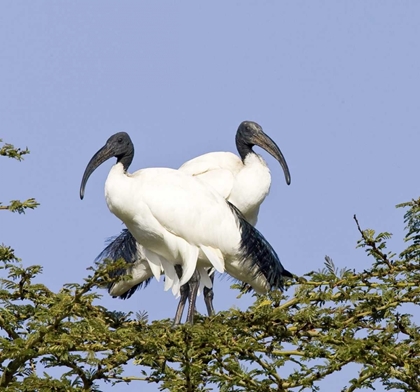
left=1, top=139, right=420, bottom=391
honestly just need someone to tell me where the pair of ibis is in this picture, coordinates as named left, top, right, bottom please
left=80, top=121, right=292, bottom=324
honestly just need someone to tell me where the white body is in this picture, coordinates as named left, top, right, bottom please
left=108, top=151, right=273, bottom=297
left=180, top=152, right=271, bottom=226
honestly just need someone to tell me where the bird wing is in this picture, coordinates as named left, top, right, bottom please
left=96, top=229, right=155, bottom=299
left=128, top=168, right=240, bottom=285
left=179, top=152, right=242, bottom=200
left=142, top=247, right=163, bottom=282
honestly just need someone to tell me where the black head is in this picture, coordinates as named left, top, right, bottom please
left=236, top=121, right=264, bottom=145
left=79, top=132, right=134, bottom=200
left=105, top=132, right=134, bottom=161
left=236, top=121, right=291, bottom=185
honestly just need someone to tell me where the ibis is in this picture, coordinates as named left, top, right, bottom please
left=92, top=121, right=292, bottom=323
left=81, top=130, right=291, bottom=323
left=179, top=120, right=291, bottom=226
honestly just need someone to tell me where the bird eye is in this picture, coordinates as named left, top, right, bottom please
left=117, top=137, right=123, bottom=143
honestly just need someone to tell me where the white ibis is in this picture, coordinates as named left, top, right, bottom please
left=81, top=130, right=291, bottom=323
left=180, top=120, right=291, bottom=226
left=94, top=121, right=292, bottom=322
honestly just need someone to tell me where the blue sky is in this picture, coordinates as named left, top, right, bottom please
left=1, top=2, right=419, bottom=391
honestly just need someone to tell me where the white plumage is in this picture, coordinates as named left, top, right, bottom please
left=105, top=164, right=237, bottom=289
left=85, top=121, right=291, bottom=323
left=181, top=152, right=270, bottom=226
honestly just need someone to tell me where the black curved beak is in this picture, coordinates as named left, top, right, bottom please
left=80, top=145, right=113, bottom=200
left=253, top=132, right=291, bottom=185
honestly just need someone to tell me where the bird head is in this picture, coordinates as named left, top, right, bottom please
left=236, top=121, right=291, bottom=185
left=80, top=132, right=134, bottom=200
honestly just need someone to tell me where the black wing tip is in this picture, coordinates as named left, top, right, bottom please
left=95, top=228, right=136, bottom=262
left=228, top=201, right=291, bottom=292
left=97, top=229, right=151, bottom=299
left=282, top=269, right=294, bottom=279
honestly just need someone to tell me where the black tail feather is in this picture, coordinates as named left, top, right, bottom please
left=95, top=229, right=152, bottom=299
left=228, top=202, right=292, bottom=292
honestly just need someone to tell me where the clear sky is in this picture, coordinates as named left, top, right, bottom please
left=1, top=2, right=419, bottom=391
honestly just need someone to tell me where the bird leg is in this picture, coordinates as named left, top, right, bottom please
left=173, top=265, right=189, bottom=326
left=203, top=272, right=215, bottom=317
left=186, top=268, right=200, bottom=324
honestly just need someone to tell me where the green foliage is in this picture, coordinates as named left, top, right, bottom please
left=1, top=140, right=39, bottom=213
left=0, top=198, right=40, bottom=214
left=2, top=139, right=420, bottom=391
left=0, top=258, right=146, bottom=391
left=0, top=139, right=30, bottom=161
left=397, top=199, right=420, bottom=260
left=2, top=213, right=420, bottom=391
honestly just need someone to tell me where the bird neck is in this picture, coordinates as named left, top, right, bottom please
left=117, top=152, right=134, bottom=172
left=229, top=153, right=270, bottom=224
left=236, top=138, right=254, bottom=162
